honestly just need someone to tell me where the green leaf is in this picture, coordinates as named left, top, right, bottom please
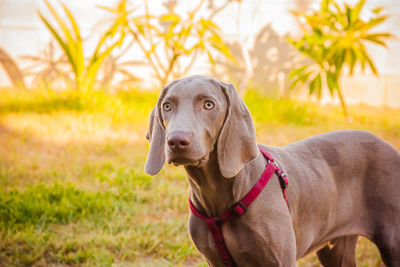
left=207, top=50, right=215, bottom=65
left=371, top=7, right=384, bottom=14
left=147, top=44, right=158, bottom=55
left=354, top=47, right=366, bottom=71
left=312, top=26, right=323, bottom=37
left=289, top=71, right=313, bottom=90
left=359, top=46, right=378, bottom=75
left=61, top=3, right=81, bottom=41
left=289, top=65, right=309, bottom=79
left=207, top=34, right=235, bottom=61
left=326, top=72, right=338, bottom=94
left=181, top=24, right=193, bottom=37
left=361, top=16, right=389, bottom=31
left=347, top=47, right=356, bottom=75
left=309, top=73, right=322, bottom=98
left=85, top=41, right=120, bottom=91
left=159, top=13, right=181, bottom=23
left=61, top=2, right=84, bottom=81
left=184, top=44, right=199, bottom=55
left=200, top=18, right=220, bottom=31
left=136, top=23, right=145, bottom=35
left=351, top=0, right=365, bottom=23
left=172, top=40, right=184, bottom=51
left=97, top=5, right=117, bottom=13
left=42, top=0, right=76, bottom=58
left=345, top=5, right=352, bottom=27
left=363, top=37, right=387, bottom=47
left=334, top=47, right=345, bottom=73
left=38, top=12, right=77, bottom=78
left=363, top=33, right=393, bottom=47
left=321, top=0, right=329, bottom=14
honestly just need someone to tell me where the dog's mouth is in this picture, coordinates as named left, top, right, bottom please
left=167, top=154, right=209, bottom=167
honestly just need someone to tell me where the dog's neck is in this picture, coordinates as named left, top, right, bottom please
left=185, top=149, right=267, bottom=217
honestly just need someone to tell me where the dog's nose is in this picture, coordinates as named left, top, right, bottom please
left=167, top=131, right=191, bottom=152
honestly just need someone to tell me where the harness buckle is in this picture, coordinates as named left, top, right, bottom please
left=277, top=172, right=288, bottom=189
left=214, top=217, right=222, bottom=224
left=272, top=160, right=280, bottom=168
left=231, top=201, right=247, bottom=216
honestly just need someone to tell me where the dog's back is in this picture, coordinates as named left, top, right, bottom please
left=264, top=129, right=400, bottom=261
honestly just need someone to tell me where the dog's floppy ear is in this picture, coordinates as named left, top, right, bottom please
left=144, top=87, right=168, bottom=175
left=217, top=82, right=258, bottom=178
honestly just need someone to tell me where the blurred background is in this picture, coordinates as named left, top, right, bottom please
left=1, top=0, right=400, bottom=106
left=0, top=0, right=399, bottom=266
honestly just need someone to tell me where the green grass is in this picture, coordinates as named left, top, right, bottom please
left=0, top=183, right=113, bottom=229
left=0, top=87, right=398, bottom=266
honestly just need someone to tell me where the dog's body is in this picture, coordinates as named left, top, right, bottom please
left=145, top=75, right=400, bottom=266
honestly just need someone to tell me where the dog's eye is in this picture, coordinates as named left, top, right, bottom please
left=163, top=102, right=171, bottom=111
left=204, top=101, right=214, bottom=110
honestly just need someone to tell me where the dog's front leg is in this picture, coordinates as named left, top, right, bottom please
left=227, top=212, right=297, bottom=267
left=190, top=209, right=297, bottom=266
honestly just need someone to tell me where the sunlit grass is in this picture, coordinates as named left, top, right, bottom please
left=0, top=87, right=398, bottom=265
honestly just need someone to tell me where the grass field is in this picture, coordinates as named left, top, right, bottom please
left=1, top=88, right=399, bottom=266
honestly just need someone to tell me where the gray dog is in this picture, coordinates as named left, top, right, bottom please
left=144, top=75, right=400, bottom=266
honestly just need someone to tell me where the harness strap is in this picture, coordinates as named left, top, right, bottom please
left=188, top=147, right=288, bottom=267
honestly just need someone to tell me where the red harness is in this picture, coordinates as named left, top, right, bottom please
left=188, top=147, right=288, bottom=267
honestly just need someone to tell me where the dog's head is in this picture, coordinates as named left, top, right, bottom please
left=144, top=76, right=258, bottom=178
